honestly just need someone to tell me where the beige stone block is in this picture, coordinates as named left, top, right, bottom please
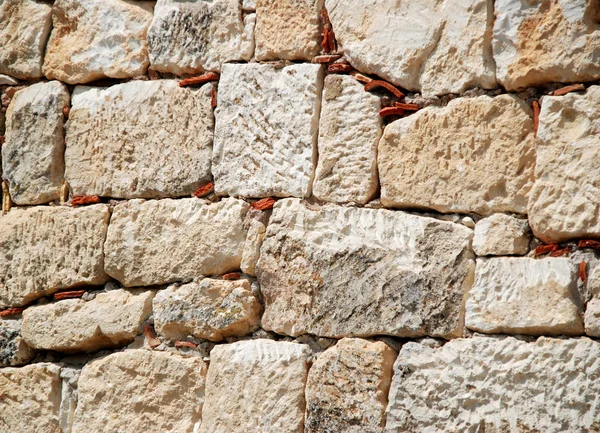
left=0, top=318, right=36, bottom=367
left=472, top=214, right=531, bottom=256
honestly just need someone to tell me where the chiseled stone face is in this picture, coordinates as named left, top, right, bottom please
left=379, top=95, right=535, bottom=215
left=0, top=318, right=36, bottom=367
left=472, top=214, right=531, bottom=256
left=200, top=340, right=311, bottom=433
left=584, top=265, right=600, bottom=337
left=257, top=199, right=474, bottom=339
left=65, top=80, right=213, bottom=199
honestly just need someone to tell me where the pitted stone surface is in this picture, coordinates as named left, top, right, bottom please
left=104, top=198, right=250, bottom=287
left=379, top=95, right=535, bottom=215
left=313, top=74, right=381, bottom=205
left=257, top=199, right=474, bottom=339
left=213, top=63, right=323, bottom=198
left=472, top=214, right=531, bottom=256
left=0, top=318, right=36, bottom=367
left=43, top=0, right=154, bottom=84
left=65, top=80, right=213, bottom=199
left=0, top=205, right=110, bottom=308
left=584, top=265, right=600, bottom=337
left=3, top=81, right=70, bottom=205
left=200, top=339, right=311, bottom=433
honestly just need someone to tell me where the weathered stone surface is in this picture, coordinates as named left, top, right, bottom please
left=494, top=0, right=600, bottom=91
left=3, top=81, right=70, bottom=205
left=326, top=0, right=497, bottom=97
left=0, top=318, right=35, bottom=367
left=257, top=199, right=474, bottom=338
left=0, top=363, right=62, bottom=433
left=584, top=265, right=600, bottom=337
left=148, top=0, right=252, bottom=75
left=153, top=279, right=261, bottom=342
left=240, top=209, right=268, bottom=276
left=201, top=339, right=311, bottom=433
left=43, top=0, right=154, bottom=84
left=105, top=198, right=250, bottom=286
left=0, top=74, right=19, bottom=86
left=386, top=336, right=600, bottom=432
left=313, top=74, right=381, bottom=205
left=305, top=338, right=396, bottom=433
left=528, top=86, right=600, bottom=243
left=213, top=63, right=323, bottom=198
left=0, top=0, right=52, bottom=79
left=255, top=0, right=323, bottom=61
left=0, top=205, right=110, bottom=308
left=472, top=214, right=531, bottom=256
left=72, top=349, right=207, bottom=433
left=65, top=80, right=213, bottom=199
left=379, top=95, right=535, bottom=215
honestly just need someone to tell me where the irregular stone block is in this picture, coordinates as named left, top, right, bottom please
left=313, top=74, right=381, bottom=205
left=65, top=80, right=213, bottom=199
left=0, top=75, right=19, bottom=86
left=472, top=214, right=531, bottom=256
left=147, top=0, right=252, bottom=75
left=305, top=338, right=396, bottom=433
left=72, top=350, right=207, bottom=433
left=213, top=63, right=323, bottom=198
left=200, top=339, right=311, bottom=433
left=0, top=205, right=110, bottom=308
left=325, top=0, right=497, bottom=97
left=379, top=95, right=535, bottom=215
left=43, top=0, right=154, bottom=84
left=153, top=279, right=261, bottom=342
left=257, top=199, right=474, bottom=338
left=240, top=209, right=268, bottom=276
left=386, top=336, right=600, bottom=432
left=104, top=198, right=250, bottom=286
left=528, top=86, right=600, bottom=243
left=0, top=0, right=52, bottom=79
left=3, top=81, right=70, bottom=205
left=0, top=318, right=35, bottom=367
left=584, top=265, right=600, bottom=337
left=494, top=0, right=600, bottom=91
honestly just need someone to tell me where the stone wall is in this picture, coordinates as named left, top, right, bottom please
left=1, top=0, right=600, bottom=432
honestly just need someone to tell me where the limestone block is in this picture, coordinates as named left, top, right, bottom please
left=0, top=205, right=110, bottom=308
left=200, top=339, right=311, bottom=433
left=0, top=318, right=35, bottom=367
left=494, top=0, right=600, bottom=91
left=313, top=74, right=381, bottom=205
left=65, top=80, right=213, bottom=199
left=0, top=363, right=62, bottom=433
left=305, top=338, right=396, bottom=433
left=379, top=95, right=535, bottom=215
left=0, top=0, right=52, bottom=79
left=72, top=350, right=207, bottom=433
left=386, top=336, right=600, bottom=432
left=104, top=198, right=250, bottom=286
left=147, top=0, right=252, bottom=75
left=472, top=214, right=531, bottom=256
left=325, top=0, right=497, bottom=97
left=3, top=81, right=70, bottom=205
left=584, top=265, right=600, bottom=337
left=240, top=209, right=269, bottom=276
left=257, top=199, right=474, bottom=339
left=153, top=279, right=261, bottom=342
left=528, top=86, right=600, bottom=243
left=0, top=75, right=19, bottom=86
left=243, top=0, right=256, bottom=12
left=213, top=63, right=323, bottom=198
left=43, top=0, right=154, bottom=84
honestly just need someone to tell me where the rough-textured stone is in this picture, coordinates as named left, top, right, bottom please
left=313, top=74, right=381, bottom=205
left=147, top=0, right=253, bottom=75
left=493, top=0, right=600, bottom=91
left=213, top=63, right=323, bottom=198
left=43, top=0, right=154, bottom=84
left=584, top=265, right=600, bottom=337
left=379, top=95, right=535, bottom=215
left=386, top=336, right=600, bottom=432
left=0, top=363, right=62, bottom=433
left=325, top=0, right=497, bottom=97
left=153, top=279, right=261, bottom=342
left=0, top=318, right=35, bottom=367
left=0, top=205, right=110, bottom=308
left=305, top=338, right=396, bottom=433
left=528, top=86, right=600, bottom=243
left=72, top=350, right=207, bottom=433
left=0, top=0, right=52, bottom=79
left=255, top=0, right=323, bottom=61
left=472, top=214, right=531, bottom=256
left=105, top=198, right=250, bottom=287
left=3, top=81, right=70, bottom=205
left=22, top=288, right=154, bottom=353
left=240, top=209, right=269, bottom=276
left=65, top=80, right=213, bottom=199
left=201, top=339, right=311, bottom=433
left=0, top=75, right=19, bottom=86
left=257, top=199, right=474, bottom=338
